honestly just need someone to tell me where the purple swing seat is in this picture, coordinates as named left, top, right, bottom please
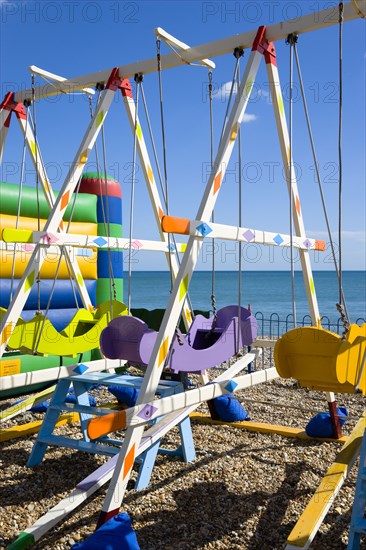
left=100, top=306, right=257, bottom=374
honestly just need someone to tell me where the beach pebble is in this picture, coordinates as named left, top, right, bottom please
left=1, top=361, right=364, bottom=549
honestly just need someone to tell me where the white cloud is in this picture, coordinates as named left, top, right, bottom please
left=242, top=113, right=257, bottom=123
left=213, top=81, right=238, bottom=100
left=214, top=81, right=270, bottom=101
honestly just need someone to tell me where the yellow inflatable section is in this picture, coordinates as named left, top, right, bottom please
left=0, top=245, right=97, bottom=279
left=274, top=323, right=366, bottom=394
left=0, top=213, right=97, bottom=236
left=0, top=300, right=128, bottom=357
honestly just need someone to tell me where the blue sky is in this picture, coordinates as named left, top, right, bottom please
left=1, top=0, right=365, bottom=271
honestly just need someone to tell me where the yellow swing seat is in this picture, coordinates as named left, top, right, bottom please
left=274, top=323, right=366, bottom=394
left=0, top=300, right=128, bottom=357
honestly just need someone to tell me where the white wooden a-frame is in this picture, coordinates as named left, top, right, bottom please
left=96, top=25, right=322, bottom=524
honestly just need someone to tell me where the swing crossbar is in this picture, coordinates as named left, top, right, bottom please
left=161, top=215, right=326, bottom=251
left=13, top=2, right=364, bottom=102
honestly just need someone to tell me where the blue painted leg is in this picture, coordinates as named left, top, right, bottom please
left=27, top=379, right=71, bottom=467
left=135, top=439, right=161, bottom=490
left=178, top=416, right=196, bottom=462
left=348, top=427, right=366, bottom=549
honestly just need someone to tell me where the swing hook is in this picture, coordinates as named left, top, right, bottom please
left=285, top=33, right=298, bottom=46
left=134, top=73, right=144, bottom=84
left=233, top=47, right=244, bottom=59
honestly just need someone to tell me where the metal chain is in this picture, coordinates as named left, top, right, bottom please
left=286, top=34, right=298, bottom=329
left=293, top=43, right=349, bottom=323
left=337, top=2, right=349, bottom=337
left=208, top=69, right=217, bottom=330
left=156, top=37, right=174, bottom=292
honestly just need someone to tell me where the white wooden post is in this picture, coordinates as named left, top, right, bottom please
left=265, top=50, right=321, bottom=326
left=14, top=107, right=93, bottom=310
left=122, top=84, right=194, bottom=328
left=0, top=69, right=122, bottom=357
left=97, top=28, right=267, bottom=525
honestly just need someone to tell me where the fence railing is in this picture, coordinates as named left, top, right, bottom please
left=254, top=312, right=366, bottom=339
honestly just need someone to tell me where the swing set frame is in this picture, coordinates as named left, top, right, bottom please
left=1, top=1, right=366, bottom=548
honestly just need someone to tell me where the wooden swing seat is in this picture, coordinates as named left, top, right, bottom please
left=274, top=323, right=366, bottom=394
left=1, top=300, right=127, bottom=357
left=100, top=305, right=258, bottom=374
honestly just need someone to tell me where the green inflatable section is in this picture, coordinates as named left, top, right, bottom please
left=97, top=222, right=123, bottom=239
left=0, top=350, right=92, bottom=398
left=96, top=278, right=123, bottom=306
left=131, top=308, right=210, bottom=332
left=0, top=182, right=97, bottom=223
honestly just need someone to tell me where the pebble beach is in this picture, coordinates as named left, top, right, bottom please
left=1, top=358, right=365, bottom=550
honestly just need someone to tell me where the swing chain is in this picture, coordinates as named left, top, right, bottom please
left=208, top=69, right=213, bottom=100
left=336, top=302, right=349, bottom=339
left=175, top=327, right=184, bottom=346
left=88, top=95, right=93, bottom=119
left=156, top=38, right=161, bottom=70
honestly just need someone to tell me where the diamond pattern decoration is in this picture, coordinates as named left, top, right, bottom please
left=93, top=237, right=108, bottom=247
left=196, top=223, right=212, bottom=237
left=40, top=232, right=58, bottom=244
left=22, top=244, right=35, bottom=252
left=73, top=363, right=89, bottom=375
left=137, top=403, right=158, bottom=421
left=225, top=380, right=238, bottom=393
left=273, top=234, right=284, bottom=246
left=303, top=239, right=312, bottom=249
left=243, top=229, right=255, bottom=242
left=167, top=243, right=176, bottom=252
left=132, top=240, right=143, bottom=250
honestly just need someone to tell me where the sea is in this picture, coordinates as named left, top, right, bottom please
left=126, top=271, right=366, bottom=326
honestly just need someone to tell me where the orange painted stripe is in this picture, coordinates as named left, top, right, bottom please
left=1, top=323, right=13, bottom=346
left=87, top=410, right=126, bottom=440
left=60, top=191, right=70, bottom=211
left=161, top=215, right=190, bottom=235
left=315, top=240, right=326, bottom=252
left=296, top=196, right=301, bottom=216
left=123, top=443, right=136, bottom=479
left=213, top=172, right=222, bottom=195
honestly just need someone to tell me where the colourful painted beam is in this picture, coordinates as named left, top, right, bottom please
left=1, top=402, right=120, bottom=442
left=285, top=410, right=366, bottom=549
left=2, top=228, right=187, bottom=254
left=161, top=215, right=326, bottom=252
left=87, top=354, right=274, bottom=440
left=0, top=385, right=56, bottom=422
left=13, top=2, right=364, bottom=102
left=0, top=358, right=125, bottom=392
left=190, top=413, right=348, bottom=443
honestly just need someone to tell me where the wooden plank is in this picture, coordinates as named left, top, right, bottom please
left=0, top=358, right=124, bottom=391
left=13, top=2, right=362, bottom=102
left=161, top=216, right=326, bottom=252
left=285, top=411, right=366, bottom=549
left=190, top=413, right=347, bottom=443
left=0, top=412, right=78, bottom=442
